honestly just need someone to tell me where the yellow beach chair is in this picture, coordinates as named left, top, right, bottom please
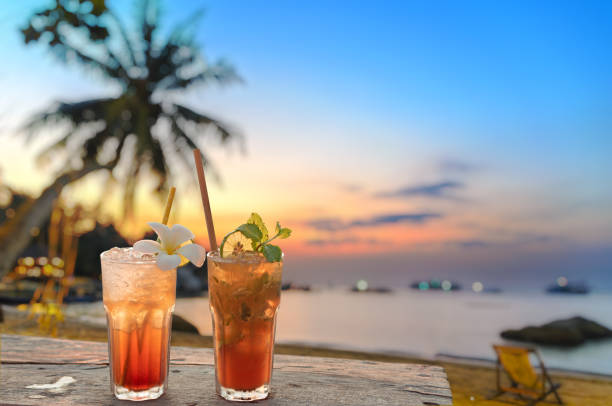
left=492, top=345, right=563, bottom=406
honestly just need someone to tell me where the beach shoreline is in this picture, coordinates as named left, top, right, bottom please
left=1, top=309, right=612, bottom=405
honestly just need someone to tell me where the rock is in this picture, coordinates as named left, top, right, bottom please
left=74, top=223, right=129, bottom=279
left=501, top=316, right=612, bottom=347
left=176, top=263, right=204, bottom=295
left=172, top=314, right=199, bottom=334
left=502, top=325, right=585, bottom=346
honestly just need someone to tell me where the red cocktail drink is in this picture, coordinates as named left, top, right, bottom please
left=107, top=301, right=172, bottom=391
left=101, top=248, right=176, bottom=401
left=208, top=251, right=282, bottom=401
left=216, top=310, right=277, bottom=390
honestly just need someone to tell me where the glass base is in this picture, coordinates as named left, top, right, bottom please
left=219, top=384, right=269, bottom=402
left=114, top=384, right=165, bottom=401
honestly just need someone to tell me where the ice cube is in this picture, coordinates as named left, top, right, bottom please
left=263, top=307, right=275, bottom=320
left=134, top=305, right=149, bottom=328
left=126, top=247, right=156, bottom=261
left=109, top=307, right=133, bottom=332
left=101, top=247, right=156, bottom=262
left=150, top=308, right=169, bottom=329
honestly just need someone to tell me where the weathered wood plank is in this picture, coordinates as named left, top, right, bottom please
left=0, top=335, right=452, bottom=405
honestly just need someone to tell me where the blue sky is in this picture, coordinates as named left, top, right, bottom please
left=0, top=0, right=611, bottom=287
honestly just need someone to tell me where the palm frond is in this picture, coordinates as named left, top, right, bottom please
left=26, top=97, right=134, bottom=169
left=19, top=1, right=134, bottom=84
left=139, top=0, right=159, bottom=68
left=147, top=14, right=203, bottom=89
left=106, top=10, right=138, bottom=69
left=167, top=8, right=205, bottom=44
left=164, top=59, right=242, bottom=91
left=82, top=128, right=121, bottom=163
left=34, top=128, right=79, bottom=165
left=167, top=113, right=221, bottom=183
left=52, top=40, right=128, bottom=83
left=24, top=99, right=113, bottom=136
left=173, top=103, right=237, bottom=144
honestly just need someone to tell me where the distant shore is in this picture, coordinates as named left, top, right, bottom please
left=1, top=306, right=612, bottom=405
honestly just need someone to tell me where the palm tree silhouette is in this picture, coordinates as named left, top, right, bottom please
left=0, top=0, right=241, bottom=275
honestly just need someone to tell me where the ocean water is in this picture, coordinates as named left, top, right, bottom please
left=174, top=289, right=612, bottom=376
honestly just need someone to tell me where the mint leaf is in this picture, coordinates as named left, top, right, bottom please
left=247, top=213, right=268, bottom=250
left=278, top=227, right=292, bottom=239
left=237, top=223, right=262, bottom=242
left=223, top=214, right=290, bottom=261
left=262, top=244, right=282, bottom=262
left=273, top=222, right=291, bottom=239
left=248, top=213, right=268, bottom=240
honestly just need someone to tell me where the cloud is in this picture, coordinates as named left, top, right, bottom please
left=305, top=237, right=383, bottom=246
left=376, top=180, right=463, bottom=199
left=514, top=233, right=553, bottom=245
left=340, top=183, right=362, bottom=193
left=444, top=234, right=554, bottom=249
left=438, top=158, right=479, bottom=174
left=306, top=212, right=442, bottom=231
left=449, top=240, right=490, bottom=248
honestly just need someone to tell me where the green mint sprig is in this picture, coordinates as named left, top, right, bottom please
left=220, top=212, right=292, bottom=262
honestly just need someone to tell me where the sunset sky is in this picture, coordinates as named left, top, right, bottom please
left=1, top=1, right=611, bottom=287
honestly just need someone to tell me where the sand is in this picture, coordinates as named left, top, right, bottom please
left=1, top=310, right=611, bottom=405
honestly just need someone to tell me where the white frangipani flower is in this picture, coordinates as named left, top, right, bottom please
left=133, top=222, right=206, bottom=271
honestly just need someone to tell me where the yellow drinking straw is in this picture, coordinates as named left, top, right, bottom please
left=161, top=186, right=176, bottom=226
left=156, top=186, right=176, bottom=249
left=156, top=186, right=176, bottom=244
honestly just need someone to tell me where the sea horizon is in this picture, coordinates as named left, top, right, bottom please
left=280, top=257, right=612, bottom=293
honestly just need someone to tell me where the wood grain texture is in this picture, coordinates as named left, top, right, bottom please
left=1, top=335, right=452, bottom=405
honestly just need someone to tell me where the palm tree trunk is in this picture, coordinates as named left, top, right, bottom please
left=0, top=160, right=106, bottom=277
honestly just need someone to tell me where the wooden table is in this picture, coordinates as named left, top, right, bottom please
left=0, top=335, right=452, bottom=405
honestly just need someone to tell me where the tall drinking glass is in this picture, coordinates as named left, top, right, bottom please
left=207, top=251, right=283, bottom=401
left=101, top=247, right=176, bottom=401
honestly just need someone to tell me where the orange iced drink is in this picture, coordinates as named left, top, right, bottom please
left=101, top=247, right=177, bottom=401
left=207, top=251, right=282, bottom=401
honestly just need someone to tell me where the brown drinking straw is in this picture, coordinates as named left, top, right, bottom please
left=193, top=149, right=218, bottom=251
